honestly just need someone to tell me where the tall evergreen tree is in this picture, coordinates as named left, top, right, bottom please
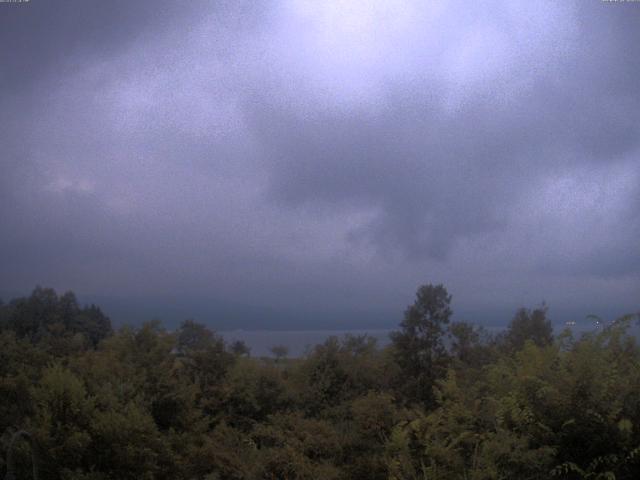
left=390, top=283, right=452, bottom=407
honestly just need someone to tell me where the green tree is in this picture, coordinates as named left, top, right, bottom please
left=503, top=304, right=553, bottom=352
left=221, top=358, right=290, bottom=430
left=390, top=283, right=452, bottom=407
left=1, top=288, right=111, bottom=350
left=270, top=345, right=289, bottom=362
left=229, top=340, right=250, bottom=357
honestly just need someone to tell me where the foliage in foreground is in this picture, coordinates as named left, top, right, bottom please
left=1, top=285, right=639, bottom=479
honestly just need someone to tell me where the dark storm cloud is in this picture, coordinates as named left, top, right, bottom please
left=0, top=0, right=638, bottom=327
left=245, top=19, right=640, bottom=261
left=0, top=0, right=200, bottom=91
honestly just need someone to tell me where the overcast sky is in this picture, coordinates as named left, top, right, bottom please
left=1, top=0, right=638, bottom=329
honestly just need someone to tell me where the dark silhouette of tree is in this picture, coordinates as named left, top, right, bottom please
left=390, top=283, right=452, bottom=407
left=1, top=287, right=111, bottom=348
left=176, top=319, right=215, bottom=353
left=504, top=304, right=553, bottom=351
left=229, top=340, right=251, bottom=357
left=73, top=303, right=112, bottom=347
left=270, top=345, right=289, bottom=362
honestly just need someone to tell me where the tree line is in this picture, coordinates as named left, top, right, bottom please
left=1, top=285, right=639, bottom=479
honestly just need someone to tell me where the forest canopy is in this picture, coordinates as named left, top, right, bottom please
left=1, top=285, right=639, bottom=480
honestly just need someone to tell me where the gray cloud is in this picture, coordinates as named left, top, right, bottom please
left=1, top=1, right=638, bottom=327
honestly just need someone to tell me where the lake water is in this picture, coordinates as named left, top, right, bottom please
left=221, top=322, right=627, bottom=358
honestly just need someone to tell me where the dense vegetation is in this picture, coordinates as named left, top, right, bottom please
left=1, top=285, right=639, bottom=479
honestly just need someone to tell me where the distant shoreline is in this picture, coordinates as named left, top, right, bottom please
left=220, top=322, right=612, bottom=358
